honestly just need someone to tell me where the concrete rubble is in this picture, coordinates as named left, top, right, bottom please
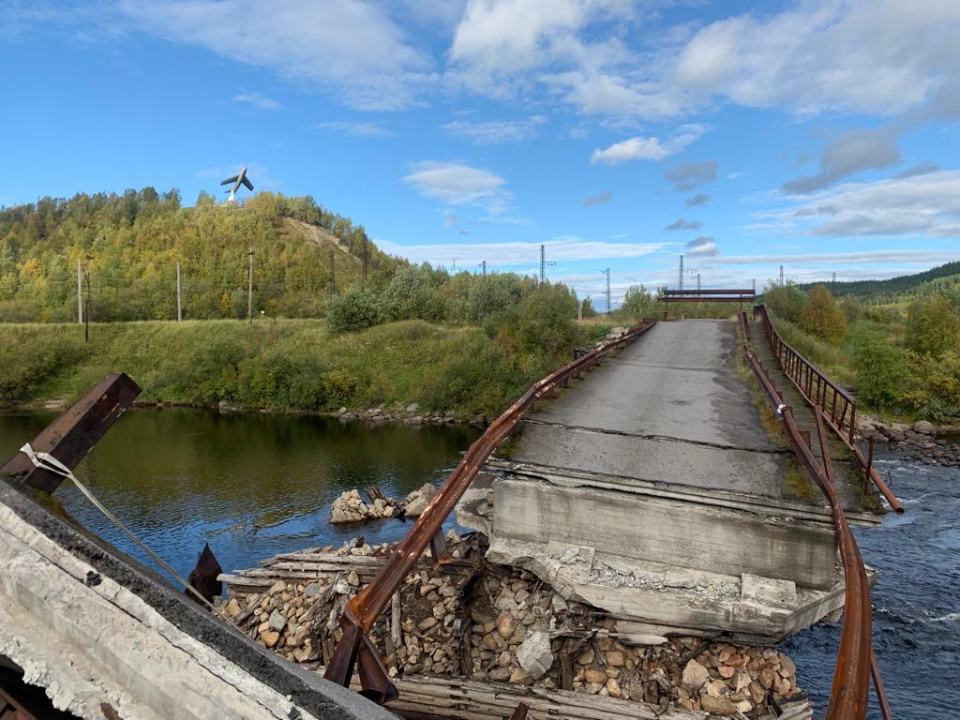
left=223, top=534, right=810, bottom=718
left=330, top=483, right=436, bottom=524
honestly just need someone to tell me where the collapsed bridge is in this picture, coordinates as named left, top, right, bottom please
left=0, top=305, right=896, bottom=720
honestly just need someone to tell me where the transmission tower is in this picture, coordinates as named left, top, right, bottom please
left=678, top=255, right=684, bottom=291
left=779, top=265, right=784, bottom=287
left=538, top=244, right=556, bottom=288
left=480, top=260, right=487, bottom=278
left=602, top=268, right=612, bottom=313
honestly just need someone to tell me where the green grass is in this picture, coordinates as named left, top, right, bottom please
left=767, top=313, right=858, bottom=388
left=0, top=318, right=598, bottom=418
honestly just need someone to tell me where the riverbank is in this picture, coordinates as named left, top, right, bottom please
left=0, top=318, right=613, bottom=419
left=858, top=416, right=960, bottom=466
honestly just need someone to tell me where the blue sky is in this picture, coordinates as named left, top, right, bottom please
left=2, top=0, right=960, bottom=304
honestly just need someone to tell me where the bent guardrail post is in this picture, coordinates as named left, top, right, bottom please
left=323, top=321, right=657, bottom=702
left=0, top=373, right=141, bottom=493
left=739, top=311, right=874, bottom=720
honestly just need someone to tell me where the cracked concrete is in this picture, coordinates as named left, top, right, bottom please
left=0, top=482, right=396, bottom=720
left=468, top=320, right=870, bottom=639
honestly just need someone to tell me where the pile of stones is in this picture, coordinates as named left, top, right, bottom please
left=333, top=403, right=487, bottom=428
left=329, top=483, right=437, bottom=524
left=859, top=418, right=960, bottom=466
left=223, top=534, right=804, bottom=718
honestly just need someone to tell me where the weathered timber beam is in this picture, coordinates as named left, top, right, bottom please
left=0, top=372, right=141, bottom=493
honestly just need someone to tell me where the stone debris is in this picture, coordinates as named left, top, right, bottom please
left=334, top=403, right=488, bottom=428
left=329, top=484, right=438, bottom=524
left=859, top=417, right=960, bottom=467
left=226, top=533, right=805, bottom=718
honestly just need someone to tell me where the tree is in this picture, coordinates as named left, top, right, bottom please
left=852, top=332, right=908, bottom=413
left=581, top=297, right=597, bottom=318
left=326, top=287, right=382, bottom=333
left=905, top=293, right=960, bottom=357
left=762, top=281, right=805, bottom=323
left=799, top=285, right=847, bottom=343
left=620, top=285, right=657, bottom=319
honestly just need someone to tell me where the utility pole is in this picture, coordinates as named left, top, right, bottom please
left=602, top=268, right=612, bottom=314
left=540, top=244, right=545, bottom=288
left=362, top=236, right=368, bottom=287
left=480, top=260, right=486, bottom=279
left=697, top=273, right=701, bottom=292
left=779, top=265, right=784, bottom=287
left=832, top=271, right=837, bottom=285
left=330, top=249, right=336, bottom=297
left=77, top=258, right=83, bottom=324
left=176, top=261, right=182, bottom=322
left=83, top=267, right=91, bottom=343
left=678, top=255, right=684, bottom=291
left=752, top=278, right=756, bottom=293
left=452, top=258, right=457, bottom=272
left=578, top=297, right=583, bottom=321
left=247, top=246, right=254, bottom=324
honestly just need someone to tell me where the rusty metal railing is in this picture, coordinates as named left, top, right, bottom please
left=754, top=305, right=903, bottom=514
left=738, top=311, right=875, bottom=720
left=324, top=320, right=657, bottom=702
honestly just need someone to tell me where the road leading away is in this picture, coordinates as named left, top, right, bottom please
left=511, top=319, right=796, bottom=499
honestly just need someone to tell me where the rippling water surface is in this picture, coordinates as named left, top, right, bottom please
left=784, top=456, right=960, bottom=719
left=2, top=410, right=956, bottom=718
left=0, top=408, right=478, bottom=581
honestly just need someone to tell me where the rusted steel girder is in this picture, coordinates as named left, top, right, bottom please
left=324, top=321, right=657, bottom=700
left=753, top=305, right=903, bottom=513
left=0, top=372, right=141, bottom=493
left=740, top=320, right=873, bottom=720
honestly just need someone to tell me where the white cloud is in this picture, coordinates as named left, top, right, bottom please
left=782, top=126, right=901, bottom=193
left=674, top=0, right=960, bottom=118
left=315, top=121, right=392, bottom=137
left=442, top=115, right=546, bottom=144
left=118, top=0, right=433, bottom=110
left=376, top=235, right=666, bottom=267
left=709, top=250, right=960, bottom=266
left=232, top=91, right=282, bottom=111
left=666, top=218, right=703, bottom=231
left=582, top=190, right=613, bottom=207
left=767, top=170, right=960, bottom=237
left=591, top=123, right=706, bottom=165
left=402, top=161, right=509, bottom=212
left=685, top=235, right=717, bottom=257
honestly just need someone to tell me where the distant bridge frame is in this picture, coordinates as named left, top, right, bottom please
left=659, top=288, right=756, bottom=317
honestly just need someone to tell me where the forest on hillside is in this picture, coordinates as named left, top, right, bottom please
left=796, top=261, right=960, bottom=303
left=0, top=189, right=399, bottom=322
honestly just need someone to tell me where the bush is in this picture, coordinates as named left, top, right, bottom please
left=852, top=331, right=908, bottom=412
left=0, top=332, right=88, bottom=403
left=326, top=287, right=382, bottom=333
left=799, top=285, right=847, bottom=344
left=905, top=294, right=960, bottom=357
left=763, top=282, right=806, bottom=323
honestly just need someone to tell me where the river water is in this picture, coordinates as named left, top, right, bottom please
left=1, top=410, right=956, bottom=719
left=0, top=408, right=478, bottom=582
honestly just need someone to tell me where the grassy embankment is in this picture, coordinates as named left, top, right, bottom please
left=0, top=318, right=613, bottom=418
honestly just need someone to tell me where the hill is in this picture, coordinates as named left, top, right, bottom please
left=0, top=188, right=403, bottom=323
left=796, top=261, right=960, bottom=303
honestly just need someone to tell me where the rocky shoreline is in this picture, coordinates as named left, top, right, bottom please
left=220, top=535, right=806, bottom=718
left=858, top=417, right=960, bottom=467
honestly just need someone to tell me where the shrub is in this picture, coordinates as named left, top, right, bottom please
left=852, top=332, right=908, bottom=412
left=905, top=294, right=960, bottom=357
left=326, top=287, right=382, bottom=333
left=799, top=285, right=847, bottom=344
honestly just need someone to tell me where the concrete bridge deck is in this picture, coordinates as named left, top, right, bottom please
left=460, top=319, right=883, bottom=642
